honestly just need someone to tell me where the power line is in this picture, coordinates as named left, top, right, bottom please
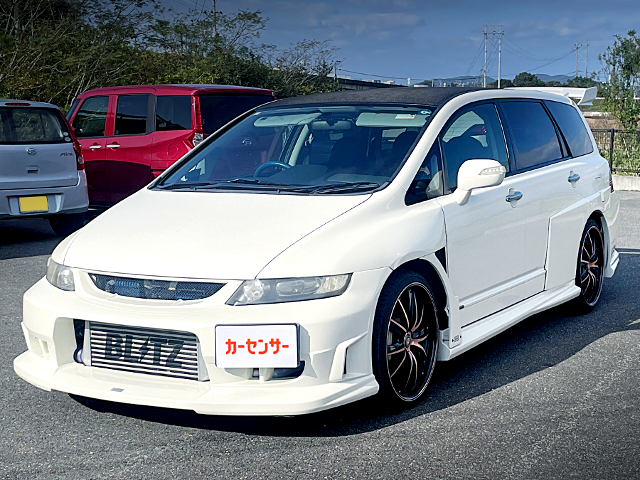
left=502, top=35, right=557, bottom=62
left=337, top=68, right=425, bottom=83
left=502, top=49, right=576, bottom=77
left=168, top=0, right=202, bottom=10
left=465, top=42, right=485, bottom=76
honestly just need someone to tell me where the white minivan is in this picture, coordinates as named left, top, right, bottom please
left=14, top=88, right=619, bottom=415
left=0, top=99, right=88, bottom=235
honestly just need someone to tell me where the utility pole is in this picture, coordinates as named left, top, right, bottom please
left=483, top=26, right=488, bottom=88
left=585, top=40, right=589, bottom=77
left=574, top=41, right=582, bottom=78
left=498, top=26, right=503, bottom=88
left=212, top=0, right=217, bottom=38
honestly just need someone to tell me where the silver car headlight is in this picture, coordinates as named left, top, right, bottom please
left=227, top=274, right=351, bottom=305
left=46, top=258, right=75, bottom=291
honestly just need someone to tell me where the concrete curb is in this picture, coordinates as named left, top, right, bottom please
left=613, top=174, right=640, bottom=191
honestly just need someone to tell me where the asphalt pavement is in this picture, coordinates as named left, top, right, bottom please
left=1, top=195, right=639, bottom=480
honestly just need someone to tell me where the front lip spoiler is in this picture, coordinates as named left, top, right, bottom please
left=14, top=351, right=379, bottom=416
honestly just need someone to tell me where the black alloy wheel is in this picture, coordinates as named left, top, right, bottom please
left=575, top=219, right=605, bottom=312
left=372, top=270, right=439, bottom=406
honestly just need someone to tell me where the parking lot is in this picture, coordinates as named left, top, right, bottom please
left=1, top=192, right=639, bottom=480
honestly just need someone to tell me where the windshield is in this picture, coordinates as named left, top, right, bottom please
left=156, top=104, right=433, bottom=194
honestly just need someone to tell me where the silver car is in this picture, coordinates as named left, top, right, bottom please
left=0, top=99, right=89, bottom=236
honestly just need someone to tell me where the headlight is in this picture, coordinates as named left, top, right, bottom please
left=227, top=274, right=351, bottom=305
left=46, top=258, right=75, bottom=291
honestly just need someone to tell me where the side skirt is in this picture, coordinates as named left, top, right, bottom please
left=437, top=281, right=580, bottom=361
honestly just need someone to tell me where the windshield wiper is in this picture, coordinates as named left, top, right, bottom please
left=295, top=182, right=381, bottom=194
left=156, top=178, right=284, bottom=191
left=156, top=179, right=380, bottom=194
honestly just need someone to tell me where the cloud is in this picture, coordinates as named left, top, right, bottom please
left=507, top=17, right=608, bottom=39
left=321, top=12, right=423, bottom=36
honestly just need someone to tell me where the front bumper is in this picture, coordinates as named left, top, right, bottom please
left=0, top=171, right=89, bottom=219
left=14, top=268, right=390, bottom=416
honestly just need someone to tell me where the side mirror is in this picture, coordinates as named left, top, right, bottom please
left=453, top=159, right=506, bottom=205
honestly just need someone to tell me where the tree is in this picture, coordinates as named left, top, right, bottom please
left=566, top=76, right=598, bottom=88
left=487, top=78, right=513, bottom=88
left=512, top=72, right=544, bottom=87
left=0, top=1, right=340, bottom=108
left=599, top=30, right=640, bottom=130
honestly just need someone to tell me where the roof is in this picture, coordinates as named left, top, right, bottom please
left=0, top=99, right=60, bottom=109
left=262, top=87, right=485, bottom=109
left=78, top=84, right=274, bottom=98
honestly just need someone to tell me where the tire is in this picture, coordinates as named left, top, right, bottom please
left=574, top=219, right=605, bottom=313
left=49, top=213, right=85, bottom=237
left=372, top=269, right=439, bottom=408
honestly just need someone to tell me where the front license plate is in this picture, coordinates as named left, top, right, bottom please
left=19, top=196, right=48, bottom=213
left=215, top=324, right=298, bottom=368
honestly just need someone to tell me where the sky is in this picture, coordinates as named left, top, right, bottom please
left=164, top=0, right=639, bottom=84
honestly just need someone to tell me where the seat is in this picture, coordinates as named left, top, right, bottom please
left=391, top=131, right=419, bottom=162
left=325, top=137, right=368, bottom=174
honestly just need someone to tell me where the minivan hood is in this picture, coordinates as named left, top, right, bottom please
left=61, top=189, right=370, bottom=280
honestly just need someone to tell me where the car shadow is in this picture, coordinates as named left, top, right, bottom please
left=0, top=218, right=61, bottom=260
left=0, top=211, right=102, bottom=260
left=71, top=251, right=640, bottom=437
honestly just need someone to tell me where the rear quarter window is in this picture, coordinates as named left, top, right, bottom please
left=156, top=95, right=192, bottom=131
left=545, top=100, right=594, bottom=157
left=199, top=95, right=273, bottom=135
left=0, top=108, right=69, bottom=144
left=501, top=101, right=563, bottom=171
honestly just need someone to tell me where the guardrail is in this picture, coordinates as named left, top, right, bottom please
left=591, top=129, right=640, bottom=176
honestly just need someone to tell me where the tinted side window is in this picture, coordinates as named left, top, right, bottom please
left=545, top=101, right=593, bottom=157
left=406, top=141, right=444, bottom=205
left=115, top=94, right=149, bottom=136
left=501, top=101, right=562, bottom=170
left=440, top=103, right=509, bottom=190
left=199, top=95, right=271, bottom=135
left=72, top=96, right=108, bottom=137
left=156, top=95, right=192, bottom=131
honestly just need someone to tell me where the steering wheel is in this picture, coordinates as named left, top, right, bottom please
left=253, top=161, right=292, bottom=178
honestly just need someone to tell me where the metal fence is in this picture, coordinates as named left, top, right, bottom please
left=591, top=129, right=640, bottom=176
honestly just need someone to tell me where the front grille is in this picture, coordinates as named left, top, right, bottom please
left=88, top=322, right=202, bottom=381
left=89, top=274, right=224, bottom=300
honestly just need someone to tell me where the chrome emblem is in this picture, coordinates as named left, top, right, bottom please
left=26, top=147, right=37, bottom=155
left=242, top=138, right=252, bottom=146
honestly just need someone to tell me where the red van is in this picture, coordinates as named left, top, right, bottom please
left=66, top=84, right=275, bottom=206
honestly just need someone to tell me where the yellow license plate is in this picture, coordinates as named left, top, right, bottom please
left=19, top=196, right=49, bottom=213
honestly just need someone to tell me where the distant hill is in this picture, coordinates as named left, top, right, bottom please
left=536, top=73, right=573, bottom=84
left=419, top=73, right=574, bottom=87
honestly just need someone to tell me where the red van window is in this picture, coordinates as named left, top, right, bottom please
left=72, top=96, right=109, bottom=137
left=115, top=95, right=149, bottom=136
left=199, top=95, right=272, bottom=135
left=156, top=95, right=192, bottom=131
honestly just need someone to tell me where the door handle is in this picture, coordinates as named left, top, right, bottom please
left=505, top=190, right=523, bottom=203
left=106, top=143, right=121, bottom=149
left=568, top=172, right=580, bottom=184
left=89, top=145, right=102, bottom=150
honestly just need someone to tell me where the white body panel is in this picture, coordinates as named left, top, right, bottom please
left=14, top=89, right=620, bottom=415
left=59, top=189, right=370, bottom=280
